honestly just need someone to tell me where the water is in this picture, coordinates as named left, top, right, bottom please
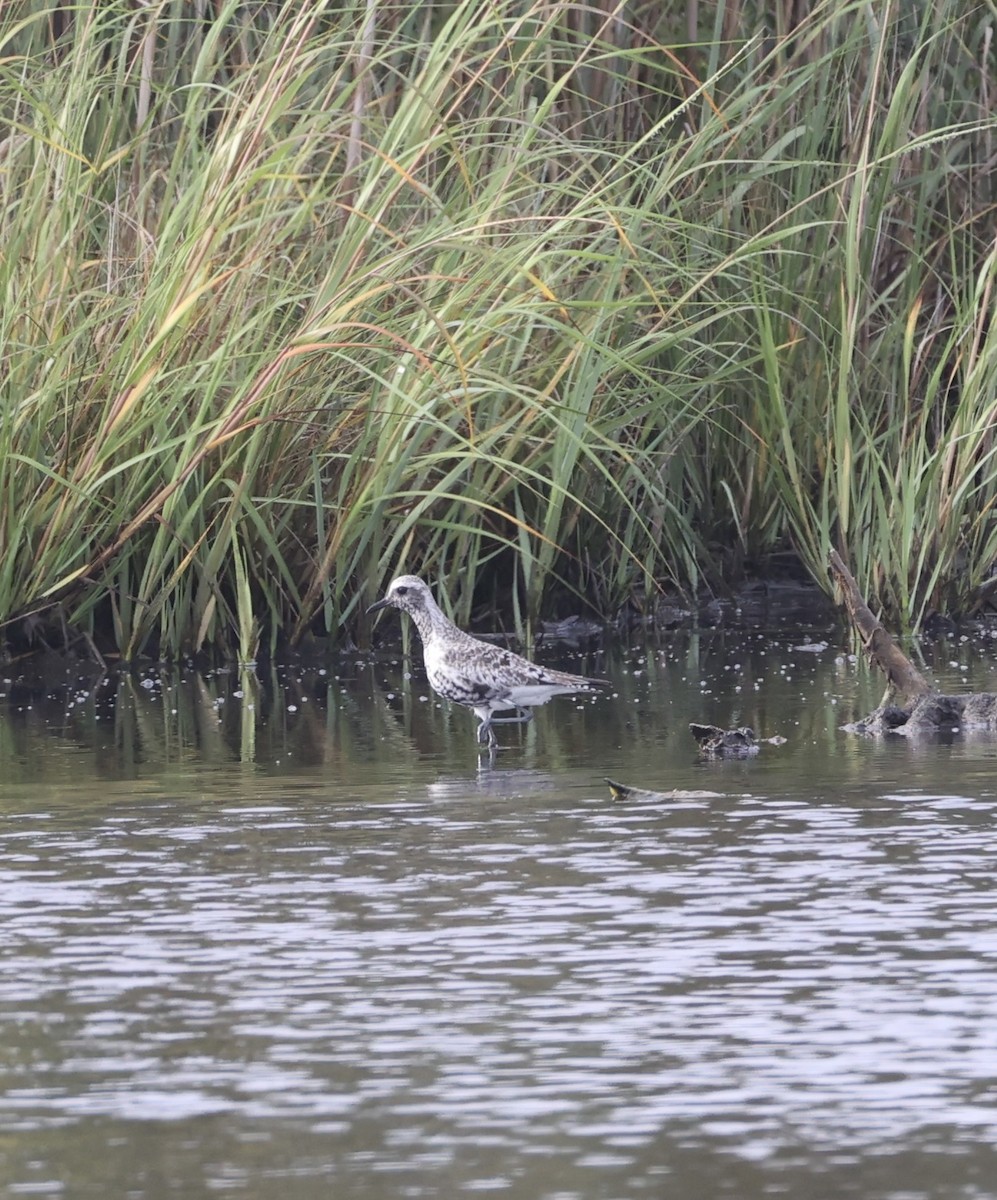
left=3, top=623, right=997, bottom=1199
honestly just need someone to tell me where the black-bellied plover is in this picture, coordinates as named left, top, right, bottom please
left=366, top=575, right=608, bottom=749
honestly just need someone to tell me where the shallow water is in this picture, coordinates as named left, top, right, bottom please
left=3, top=623, right=997, bottom=1199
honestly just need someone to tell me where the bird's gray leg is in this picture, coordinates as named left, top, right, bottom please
left=476, top=714, right=498, bottom=747
left=488, top=707, right=534, bottom=725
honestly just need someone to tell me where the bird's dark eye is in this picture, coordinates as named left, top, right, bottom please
left=395, top=586, right=409, bottom=596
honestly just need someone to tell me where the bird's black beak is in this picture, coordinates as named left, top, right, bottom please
left=366, top=597, right=390, bottom=615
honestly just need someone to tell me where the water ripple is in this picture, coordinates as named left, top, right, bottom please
left=3, top=698, right=997, bottom=1197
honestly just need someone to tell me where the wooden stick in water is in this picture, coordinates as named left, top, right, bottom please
left=828, top=549, right=933, bottom=705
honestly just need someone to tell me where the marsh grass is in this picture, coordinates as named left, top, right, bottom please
left=0, top=0, right=994, bottom=658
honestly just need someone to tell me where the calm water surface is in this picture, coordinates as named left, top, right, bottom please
left=3, top=623, right=997, bottom=1199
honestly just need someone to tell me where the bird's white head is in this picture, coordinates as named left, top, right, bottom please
left=366, top=574, right=436, bottom=617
